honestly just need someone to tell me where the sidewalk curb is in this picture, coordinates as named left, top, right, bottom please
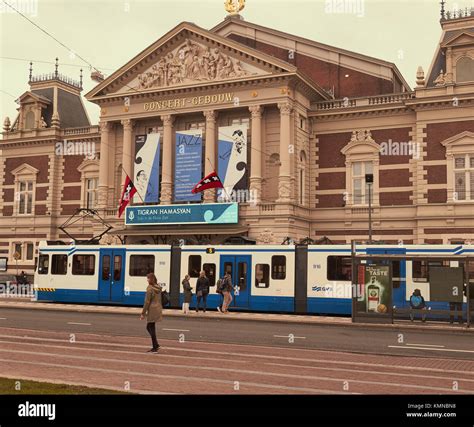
left=0, top=300, right=472, bottom=334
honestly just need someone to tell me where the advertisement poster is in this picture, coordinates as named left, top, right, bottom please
left=174, top=129, right=202, bottom=202
left=133, top=133, right=161, bottom=203
left=356, top=264, right=391, bottom=315
left=217, top=124, right=248, bottom=198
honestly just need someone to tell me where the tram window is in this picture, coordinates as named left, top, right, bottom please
left=255, top=264, right=269, bottom=288
left=114, top=256, right=122, bottom=281
left=203, top=263, right=216, bottom=286
left=129, top=255, right=154, bottom=276
left=238, top=262, right=248, bottom=291
left=470, top=261, right=474, bottom=283
left=327, top=256, right=352, bottom=281
left=271, top=256, right=286, bottom=280
left=51, top=254, right=67, bottom=275
left=412, top=260, right=449, bottom=281
left=38, top=254, right=49, bottom=275
left=391, top=261, right=401, bottom=289
left=72, top=254, right=95, bottom=275
left=188, top=255, right=201, bottom=278
left=102, top=255, right=111, bottom=280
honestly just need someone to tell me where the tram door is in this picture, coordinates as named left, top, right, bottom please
left=220, top=255, right=251, bottom=309
left=366, top=248, right=406, bottom=308
left=99, top=249, right=126, bottom=302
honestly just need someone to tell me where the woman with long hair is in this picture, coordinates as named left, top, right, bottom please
left=140, top=273, right=163, bottom=353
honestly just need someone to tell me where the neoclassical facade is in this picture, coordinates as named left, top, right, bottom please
left=1, top=6, right=474, bottom=274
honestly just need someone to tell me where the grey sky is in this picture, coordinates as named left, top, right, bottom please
left=0, top=0, right=456, bottom=126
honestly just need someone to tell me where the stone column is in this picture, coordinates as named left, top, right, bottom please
left=249, top=105, right=263, bottom=202
left=121, top=119, right=134, bottom=184
left=98, top=121, right=111, bottom=209
left=203, top=110, right=218, bottom=203
left=277, top=101, right=293, bottom=202
left=160, top=114, right=175, bottom=204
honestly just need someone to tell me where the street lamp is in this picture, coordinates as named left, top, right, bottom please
left=365, top=173, right=373, bottom=243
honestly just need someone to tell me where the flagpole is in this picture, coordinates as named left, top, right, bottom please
left=206, top=157, right=231, bottom=203
left=120, top=165, right=145, bottom=205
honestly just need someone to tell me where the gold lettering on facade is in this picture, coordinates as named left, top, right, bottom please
left=143, top=92, right=235, bottom=111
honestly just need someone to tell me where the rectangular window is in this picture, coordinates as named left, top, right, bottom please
left=72, top=254, right=95, bottom=275
left=102, top=255, right=111, bottom=280
left=412, top=260, right=449, bottom=281
left=327, top=256, right=352, bottom=281
left=454, top=154, right=474, bottom=201
left=51, top=254, right=68, bottom=275
left=203, top=263, right=216, bottom=286
left=26, top=243, right=34, bottom=261
left=230, top=118, right=250, bottom=126
left=113, top=255, right=122, bottom=281
left=255, top=264, right=270, bottom=288
left=14, top=243, right=22, bottom=260
left=17, top=180, right=34, bottom=214
left=188, top=255, right=201, bottom=278
left=0, top=257, right=7, bottom=272
left=352, top=161, right=373, bottom=205
left=271, top=256, right=286, bottom=280
left=237, top=262, right=248, bottom=291
left=38, top=254, right=49, bottom=275
left=129, top=255, right=154, bottom=276
left=86, top=178, right=98, bottom=209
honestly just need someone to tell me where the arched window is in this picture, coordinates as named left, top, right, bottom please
left=24, top=111, right=35, bottom=129
left=456, top=56, right=474, bottom=83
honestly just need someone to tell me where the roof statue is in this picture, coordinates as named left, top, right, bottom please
left=225, top=0, right=245, bottom=15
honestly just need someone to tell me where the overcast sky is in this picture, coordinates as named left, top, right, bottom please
left=0, top=0, right=459, bottom=126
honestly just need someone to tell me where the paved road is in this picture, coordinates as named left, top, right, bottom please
left=0, top=307, right=473, bottom=394
left=0, top=307, right=472, bottom=360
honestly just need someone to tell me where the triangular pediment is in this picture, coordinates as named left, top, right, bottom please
left=17, top=91, right=51, bottom=105
left=86, top=22, right=296, bottom=100
left=11, top=163, right=39, bottom=177
left=442, top=32, right=474, bottom=47
left=441, top=131, right=474, bottom=152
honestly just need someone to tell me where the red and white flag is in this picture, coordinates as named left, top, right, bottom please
left=191, top=171, right=224, bottom=194
left=118, top=175, right=137, bottom=218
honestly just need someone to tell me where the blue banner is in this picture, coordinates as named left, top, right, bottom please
left=125, top=203, right=238, bottom=226
left=174, top=130, right=202, bottom=202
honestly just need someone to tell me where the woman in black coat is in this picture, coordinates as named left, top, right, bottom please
left=181, top=275, right=193, bottom=314
left=196, top=270, right=210, bottom=313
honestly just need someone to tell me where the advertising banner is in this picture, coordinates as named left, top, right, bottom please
left=125, top=202, right=238, bottom=226
left=174, top=129, right=202, bottom=202
left=133, top=133, right=160, bottom=203
left=356, top=264, right=392, bottom=315
left=217, top=124, right=248, bottom=197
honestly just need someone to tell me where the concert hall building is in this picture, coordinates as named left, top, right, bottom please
left=1, top=4, right=474, bottom=274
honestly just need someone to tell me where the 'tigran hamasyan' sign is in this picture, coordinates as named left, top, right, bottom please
left=144, top=92, right=235, bottom=111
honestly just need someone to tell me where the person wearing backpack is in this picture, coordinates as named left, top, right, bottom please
left=221, top=272, right=233, bottom=314
left=140, top=273, right=163, bottom=353
left=196, top=270, right=210, bottom=313
left=181, top=274, right=193, bottom=314
left=409, top=288, right=426, bottom=322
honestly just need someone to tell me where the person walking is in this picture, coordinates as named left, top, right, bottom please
left=196, top=270, right=210, bottom=313
left=140, top=273, right=163, bottom=353
left=182, top=274, right=193, bottom=314
left=221, top=272, right=233, bottom=314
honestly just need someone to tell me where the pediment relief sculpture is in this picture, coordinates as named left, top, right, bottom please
left=133, top=38, right=260, bottom=90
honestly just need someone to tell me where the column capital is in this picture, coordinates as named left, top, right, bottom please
left=249, top=105, right=264, bottom=118
left=160, top=114, right=175, bottom=126
left=120, top=118, right=134, bottom=130
left=99, top=121, right=111, bottom=132
left=203, top=110, right=218, bottom=122
left=277, top=101, right=293, bottom=116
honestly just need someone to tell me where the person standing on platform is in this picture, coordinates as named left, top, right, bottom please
left=196, top=270, right=210, bottom=313
left=140, top=273, right=163, bottom=353
left=221, top=272, right=233, bottom=314
left=182, top=274, right=193, bottom=314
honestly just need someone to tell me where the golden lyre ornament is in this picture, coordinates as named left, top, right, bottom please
left=224, top=0, right=245, bottom=15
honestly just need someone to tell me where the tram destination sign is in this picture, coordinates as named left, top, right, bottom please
left=125, top=202, right=238, bottom=226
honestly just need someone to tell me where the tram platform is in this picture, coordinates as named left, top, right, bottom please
left=0, top=297, right=472, bottom=333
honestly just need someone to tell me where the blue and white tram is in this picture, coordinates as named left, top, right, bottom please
left=34, top=241, right=473, bottom=315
